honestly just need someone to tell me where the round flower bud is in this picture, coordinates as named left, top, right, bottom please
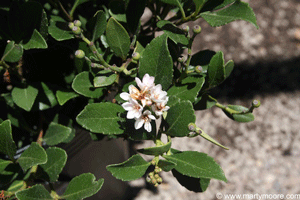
left=151, top=160, right=156, bottom=166
left=156, top=177, right=163, bottom=184
left=75, top=50, right=85, bottom=59
left=132, top=52, right=141, bottom=61
left=68, top=22, right=75, bottom=30
left=154, top=167, right=162, bottom=173
left=154, top=183, right=159, bottom=187
left=154, top=174, right=160, bottom=179
left=72, top=26, right=81, bottom=34
left=193, top=25, right=201, bottom=34
left=151, top=179, right=157, bottom=185
left=178, top=57, right=185, bottom=63
left=195, top=65, right=203, bottom=73
left=148, top=172, right=154, bottom=178
left=146, top=176, right=151, bottom=183
left=74, top=20, right=82, bottom=27
left=182, top=26, right=189, bottom=33
left=188, top=123, right=196, bottom=131
left=252, top=100, right=261, bottom=108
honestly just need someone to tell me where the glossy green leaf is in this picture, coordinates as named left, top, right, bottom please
left=193, top=0, right=208, bottom=12
left=157, top=20, right=189, bottom=45
left=18, top=142, right=47, bottom=172
left=48, top=15, right=74, bottom=41
left=137, top=140, right=171, bottom=156
left=15, top=184, right=53, bottom=200
left=91, top=10, right=107, bottom=41
left=158, top=159, right=176, bottom=172
left=12, top=85, right=38, bottom=111
left=172, top=169, right=210, bottom=192
left=94, top=70, right=117, bottom=87
left=166, top=101, right=196, bottom=137
left=0, top=159, right=13, bottom=172
left=106, top=17, right=130, bottom=60
left=164, top=151, right=227, bottom=182
left=72, top=71, right=104, bottom=98
left=43, top=122, right=72, bottom=146
left=194, top=94, right=217, bottom=110
left=56, top=90, right=79, bottom=106
left=41, top=82, right=57, bottom=108
left=207, top=51, right=225, bottom=89
left=0, top=120, right=16, bottom=161
left=76, top=103, right=124, bottom=134
left=225, top=60, right=234, bottom=79
left=167, top=76, right=205, bottom=103
left=61, top=173, right=104, bottom=200
left=223, top=105, right=254, bottom=122
left=7, top=180, right=25, bottom=192
left=198, top=129, right=229, bottom=150
left=107, top=154, right=151, bottom=181
left=40, top=147, right=67, bottom=182
left=200, top=1, right=259, bottom=29
left=22, top=29, right=47, bottom=50
left=39, top=9, right=49, bottom=40
left=139, top=34, right=173, bottom=90
left=2, top=41, right=23, bottom=63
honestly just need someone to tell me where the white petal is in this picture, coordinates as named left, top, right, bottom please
left=135, top=77, right=144, bottom=90
left=135, top=118, right=144, bottom=129
left=120, top=92, right=130, bottom=101
left=133, top=109, right=142, bottom=119
left=149, top=114, right=156, bottom=120
left=144, top=122, right=152, bottom=132
left=143, top=110, right=152, bottom=115
left=122, top=102, right=133, bottom=111
left=127, top=111, right=135, bottom=119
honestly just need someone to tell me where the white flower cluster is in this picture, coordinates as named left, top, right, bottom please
left=121, top=74, right=170, bottom=132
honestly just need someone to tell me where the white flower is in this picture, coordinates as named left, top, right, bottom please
left=135, top=74, right=155, bottom=92
left=134, top=110, right=156, bottom=132
left=120, top=85, right=141, bottom=101
left=122, top=99, right=143, bottom=119
left=152, top=97, right=170, bottom=116
left=150, top=84, right=168, bottom=103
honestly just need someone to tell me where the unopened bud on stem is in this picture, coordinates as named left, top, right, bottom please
left=72, top=26, right=81, bottom=34
left=195, top=65, right=203, bottom=73
left=252, top=99, right=261, bottom=108
left=74, top=20, right=82, bottom=27
left=183, top=26, right=189, bottom=33
left=193, top=25, right=201, bottom=34
left=132, top=52, right=141, bottom=61
left=75, top=50, right=85, bottom=59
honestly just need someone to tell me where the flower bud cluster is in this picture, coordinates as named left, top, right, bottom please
left=121, top=74, right=169, bottom=132
left=146, top=166, right=163, bottom=187
left=69, top=20, right=82, bottom=35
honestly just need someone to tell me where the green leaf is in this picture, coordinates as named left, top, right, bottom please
left=41, top=82, right=57, bottom=108
left=200, top=1, right=259, bottom=29
left=223, top=105, right=254, bottom=122
left=61, top=173, right=104, bottom=200
left=172, top=169, right=210, bottom=192
left=193, top=0, right=208, bottom=12
left=43, top=122, right=72, bottom=146
left=137, top=140, right=172, bottom=156
left=198, top=129, right=229, bottom=150
left=106, top=154, right=151, bottom=181
left=48, top=15, right=74, bottom=41
left=18, top=142, right=47, bottom=172
left=106, top=17, right=130, bottom=60
left=158, top=159, right=176, bottom=172
left=134, top=41, right=145, bottom=56
left=194, top=94, right=217, bottom=110
left=91, top=10, right=107, bottom=42
left=15, top=184, right=53, bottom=200
left=72, top=71, right=104, bottom=98
left=76, top=103, right=124, bottom=134
left=166, top=101, right=196, bottom=137
left=157, top=20, right=189, bottom=45
left=139, top=34, right=173, bottom=90
left=93, top=70, right=117, bottom=87
left=39, top=9, right=49, bottom=40
left=0, top=120, right=16, bottom=161
left=207, top=51, right=225, bottom=89
left=163, top=151, right=227, bottom=182
left=2, top=41, right=23, bottom=63
left=40, top=147, right=67, bottom=182
left=7, top=180, right=26, bottom=192
left=12, top=85, right=38, bottom=111
left=167, top=76, right=205, bottom=103
left=225, top=60, right=234, bottom=79
left=56, top=90, right=79, bottom=106
left=21, top=29, right=48, bottom=50
left=0, top=159, right=13, bottom=172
